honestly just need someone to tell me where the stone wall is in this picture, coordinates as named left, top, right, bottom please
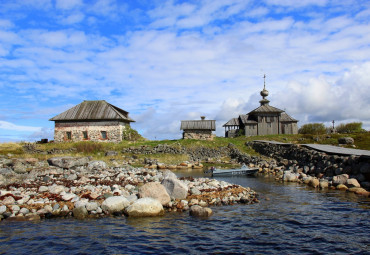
left=54, top=121, right=129, bottom=143
left=183, top=130, right=215, bottom=140
left=248, top=141, right=370, bottom=189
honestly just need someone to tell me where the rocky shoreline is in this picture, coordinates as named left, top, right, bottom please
left=0, top=156, right=258, bottom=222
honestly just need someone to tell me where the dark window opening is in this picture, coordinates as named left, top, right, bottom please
left=83, top=131, right=88, bottom=139
left=101, top=131, right=107, bottom=139
left=66, top=132, right=72, bottom=140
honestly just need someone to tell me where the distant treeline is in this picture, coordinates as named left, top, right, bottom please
left=298, top=122, right=365, bottom=135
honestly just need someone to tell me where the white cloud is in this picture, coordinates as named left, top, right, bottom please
left=0, top=121, right=41, bottom=132
left=55, top=0, right=82, bottom=10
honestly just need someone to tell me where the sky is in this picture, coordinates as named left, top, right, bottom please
left=0, top=0, right=369, bottom=142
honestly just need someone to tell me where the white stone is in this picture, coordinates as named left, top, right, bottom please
left=101, top=196, right=130, bottom=214
left=49, top=185, right=65, bottom=194
left=86, top=202, right=99, bottom=211
left=38, top=186, right=49, bottom=193
left=0, top=205, right=7, bottom=214
left=125, top=198, right=164, bottom=217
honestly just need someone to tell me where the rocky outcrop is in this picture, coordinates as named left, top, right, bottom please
left=139, top=182, right=170, bottom=206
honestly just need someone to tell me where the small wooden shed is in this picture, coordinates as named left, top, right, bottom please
left=49, top=100, right=135, bottom=142
left=180, top=116, right=216, bottom=140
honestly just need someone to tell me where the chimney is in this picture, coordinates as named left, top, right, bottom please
left=201, top=116, right=205, bottom=120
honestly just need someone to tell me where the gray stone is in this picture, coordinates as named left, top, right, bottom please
left=105, top=151, right=118, bottom=156
left=0, top=205, right=7, bottom=214
left=86, top=202, right=99, bottom=212
left=13, top=162, right=27, bottom=174
left=125, top=198, right=164, bottom=217
left=101, top=196, right=130, bottom=214
left=47, top=157, right=89, bottom=169
left=73, top=206, right=88, bottom=220
left=19, top=208, right=29, bottom=215
left=139, top=182, right=170, bottom=206
left=360, top=163, right=370, bottom=174
left=332, top=174, right=349, bottom=186
left=190, top=187, right=201, bottom=195
left=49, top=185, right=65, bottom=194
left=189, top=205, right=212, bottom=217
left=11, top=205, right=20, bottom=213
left=87, top=161, right=107, bottom=171
left=338, top=137, right=354, bottom=144
left=283, top=171, right=299, bottom=182
left=161, top=176, right=188, bottom=200
left=67, top=174, right=78, bottom=181
left=38, top=186, right=49, bottom=193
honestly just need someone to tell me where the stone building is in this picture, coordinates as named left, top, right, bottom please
left=180, top=116, right=216, bottom=140
left=223, top=76, right=298, bottom=137
left=50, top=100, right=135, bottom=143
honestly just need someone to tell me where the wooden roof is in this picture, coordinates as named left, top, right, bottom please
left=181, top=120, right=216, bottom=131
left=223, top=118, right=240, bottom=127
left=249, top=104, right=284, bottom=114
left=280, top=112, right=298, bottom=122
left=49, top=100, right=135, bottom=122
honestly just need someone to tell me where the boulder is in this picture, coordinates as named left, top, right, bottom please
left=86, top=202, right=99, bottom=212
left=336, top=184, right=348, bottom=191
left=346, top=178, right=361, bottom=188
left=347, top=187, right=370, bottom=196
left=161, top=176, right=188, bottom=200
left=283, top=171, right=299, bottom=182
left=101, top=196, right=129, bottom=214
left=47, top=157, right=89, bottom=169
left=189, top=205, right=212, bottom=217
left=124, top=198, right=164, bottom=217
left=309, top=179, right=319, bottom=188
left=319, top=181, right=329, bottom=189
left=338, top=137, right=354, bottom=144
left=138, top=182, right=170, bottom=206
left=87, top=161, right=107, bottom=171
left=332, top=174, right=349, bottom=186
left=13, top=161, right=27, bottom=174
left=73, top=206, right=88, bottom=220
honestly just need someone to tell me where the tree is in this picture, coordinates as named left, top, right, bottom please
left=336, top=122, right=363, bottom=133
left=298, top=123, right=326, bottom=135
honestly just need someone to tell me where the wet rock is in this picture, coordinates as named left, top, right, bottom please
left=101, top=196, right=129, bottom=214
left=73, top=206, right=88, bottom=220
left=347, top=187, right=370, bottom=196
left=125, top=198, right=164, bottom=217
left=189, top=205, right=212, bottom=217
left=319, top=180, right=329, bottom=189
left=332, top=174, right=349, bottom=186
left=161, top=174, right=188, bottom=200
left=336, top=184, right=348, bottom=191
left=139, top=182, right=170, bottom=206
left=309, top=179, right=319, bottom=188
left=346, top=178, right=360, bottom=188
left=283, top=171, right=299, bottom=182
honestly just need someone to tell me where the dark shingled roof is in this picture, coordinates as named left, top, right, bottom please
left=239, top=114, right=257, bottom=124
left=280, top=112, right=298, bottom=122
left=49, top=100, right=135, bottom=122
left=249, top=104, right=284, bottom=114
left=181, top=120, right=216, bottom=131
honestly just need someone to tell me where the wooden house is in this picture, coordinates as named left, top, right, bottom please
left=180, top=116, right=216, bottom=140
left=223, top=77, right=298, bottom=137
left=49, top=100, right=135, bottom=142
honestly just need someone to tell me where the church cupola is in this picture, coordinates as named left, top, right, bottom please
left=259, top=74, right=270, bottom=106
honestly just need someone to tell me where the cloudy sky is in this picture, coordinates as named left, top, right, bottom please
left=0, top=0, right=369, bottom=141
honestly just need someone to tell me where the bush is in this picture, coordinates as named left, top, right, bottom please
left=298, top=123, right=326, bottom=135
left=75, top=142, right=103, bottom=153
left=336, top=122, right=363, bottom=133
left=123, top=126, right=144, bottom=141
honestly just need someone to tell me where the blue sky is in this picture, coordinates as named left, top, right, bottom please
left=0, top=0, right=369, bottom=141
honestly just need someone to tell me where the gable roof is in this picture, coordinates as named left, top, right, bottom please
left=181, top=120, right=216, bottom=131
left=49, top=100, right=135, bottom=122
left=239, top=114, right=257, bottom=124
left=223, top=118, right=240, bottom=127
left=280, top=112, right=298, bottom=122
left=249, top=104, right=284, bottom=114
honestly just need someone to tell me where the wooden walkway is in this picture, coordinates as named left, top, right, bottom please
left=253, top=140, right=370, bottom=157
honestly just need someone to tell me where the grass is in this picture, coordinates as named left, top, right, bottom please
left=1, top=133, right=369, bottom=161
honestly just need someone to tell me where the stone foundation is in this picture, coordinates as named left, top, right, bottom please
left=183, top=130, right=215, bottom=140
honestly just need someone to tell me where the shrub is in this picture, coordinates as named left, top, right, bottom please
left=336, top=122, right=363, bottom=133
left=298, top=123, right=326, bottom=135
left=75, top=142, right=103, bottom=153
left=123, top=126, right=145, bottom=141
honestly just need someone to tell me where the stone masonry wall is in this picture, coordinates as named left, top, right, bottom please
left=183, top=130, right=215, bottom=140
left=249, top=141, right=370, bottom=189
left=54, top=121, right=128, bottom=143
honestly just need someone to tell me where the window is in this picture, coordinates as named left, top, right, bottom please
left=83, top=131, right=88, bottom=140
left=66, top=132, right=72, bottom=140
left=101, top=131, right=107, bottom=139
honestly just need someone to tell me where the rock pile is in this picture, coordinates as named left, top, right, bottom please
left=0, top=156, right=258, bottom=222
left=247, top=141, right=370, bottom=196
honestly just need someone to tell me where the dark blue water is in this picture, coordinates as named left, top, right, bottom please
left=1, top=173, right=369, bottom=254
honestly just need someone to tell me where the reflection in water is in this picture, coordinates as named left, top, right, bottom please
left=0, top=173, right=369, bottom=254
